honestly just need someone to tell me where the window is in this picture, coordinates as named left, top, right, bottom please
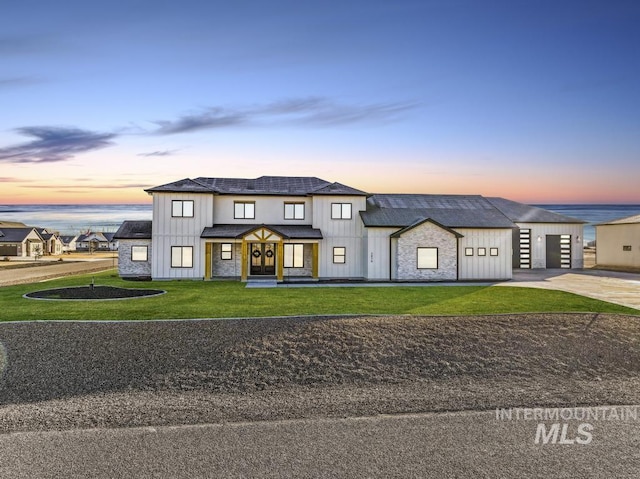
left=171, top=246, right=193, bottom=268
left=131, top=245, right=148, bottom=262
left=234, top=202, right=255, bottom=219
left=478, top=248, right=487, bottom=256
left=623, top=245, right=632, bottom=251
left=284, top=244, right=304, bottom=268
left=465, top=247, right=474, bottom=256
left=221, top=243, right=233, bottom=260
left=331, top=203, right=352, bottom=219
left=172, top=200, right=194, bottom=217
left=490, top=247, right=499, bottom=256
left=284, top=203, right=305, bottom=220
left=333, top=246, right=346, bottom=264
left=417, top=247, right=438, bottom=269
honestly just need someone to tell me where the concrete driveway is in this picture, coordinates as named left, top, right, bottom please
left=499, top=269, right=640, bottom=310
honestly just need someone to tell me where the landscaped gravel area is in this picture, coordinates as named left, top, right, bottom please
left=1, top=313, right=639, bottom=432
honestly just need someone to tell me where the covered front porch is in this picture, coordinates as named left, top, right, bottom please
left=201, top=224, right=322, bottom=282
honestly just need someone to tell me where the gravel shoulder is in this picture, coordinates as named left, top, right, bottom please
left=1, top=313, right=640, bottom=433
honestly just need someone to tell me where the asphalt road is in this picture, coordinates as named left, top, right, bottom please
left=2, top=410, right=640, bottom=478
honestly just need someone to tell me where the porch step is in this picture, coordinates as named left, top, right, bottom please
left=245, top=279, right=278, bottom=288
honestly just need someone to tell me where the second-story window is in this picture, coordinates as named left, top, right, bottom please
left=172, top=200, right=194, bottom=217
left=234, top=201, right=255, bottom=219
left=284, top=203, right=305, bottom=220
left=331, top=203, right=352, bottom=220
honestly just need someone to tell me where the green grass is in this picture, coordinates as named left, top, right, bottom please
left=0, top=270, right=637, bottom=321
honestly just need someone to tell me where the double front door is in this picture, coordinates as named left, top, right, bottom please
left=250, top=243, right=276, bottom=275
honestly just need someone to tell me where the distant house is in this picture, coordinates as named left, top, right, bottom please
left=0, top=227, right=45, bottom=258
left=37, top=229, right=64, bottom=255
left=75, top=231, right=119, bottom=252
left=60, top=235, right=78, bottom=252
left=595, top=214, right=640, bottom=270
left=115, top=175, right=585, bottom=282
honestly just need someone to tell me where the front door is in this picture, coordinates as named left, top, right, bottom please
left=250, top=243, right=276, bottom=275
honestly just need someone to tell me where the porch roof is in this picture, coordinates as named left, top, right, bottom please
left=201, top=224, right=323, bottom=240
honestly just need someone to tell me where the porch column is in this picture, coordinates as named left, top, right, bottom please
left=241, top=240, right=248, bottom=281
left=276, top=241, right=284, bottom=281
left=205, top=243, right=212, bottom=279
left=312, top=243, right=319, bottom=279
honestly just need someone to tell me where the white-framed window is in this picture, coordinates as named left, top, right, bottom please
left=417, top=247, right=438, bottom=269
left=490, top=247, right=499, bottom=256
left=172, top=200, right=194, bottom=218
left=478, top=247, right=487, bottom=256
left=331, top=203, right=352, bottom=219
left=465, top=247, right=474, bottom=256
left=171, top=246, right=193, bottom=268
left=221, top=243, right=233, bottom=260
left=284, top=203, right=305, bottom=220
left=284, top=244, right=304, bottom=268
left=234, top=202, right=255, bottom=219
left=131, top=245, right=148, bottom=262
left=333, top=246, right=346, bottom=264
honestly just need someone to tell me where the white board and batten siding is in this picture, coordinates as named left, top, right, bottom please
left=151, top=193, right=214, bottom=279
left=312, top=196, right=367, bottom=279
left=456, top=228, right=512, bottom=280
left=517, top=223, right=584, bottom=269
left=365, top=227, right=397, bottom=280
left=212, top=196, right=313, bottom=225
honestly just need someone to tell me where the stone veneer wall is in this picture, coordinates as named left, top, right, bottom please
left=211, top=243, right=242, bottom=278
left=396, top=222, right=458, bottom=281
left=282, top=243, right=313, bottom=278
left=118, top=239, right=152, bottom=278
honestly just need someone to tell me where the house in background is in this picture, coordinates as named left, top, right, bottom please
left=37, top=228, right=64, bottom=255
left=595, top=215, right=640, bottom=271
left=75, top=231, right=119, bottom=252
left=59, top=235, right=78, bottom=252
left=115, top=176, right=584, bottom=282
left=0, top=227, right=45, bottom=258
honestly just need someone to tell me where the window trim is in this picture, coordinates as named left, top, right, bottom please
left=331, top=203, right=352, bottom=220
left=131, top=245, right=148, bottom=262
left=478, top=247, right=487, bottom=256
left=490, top=247, right=499, bottom=256
left=284, top=243, right=304, bottom=268
left=171, top=200, right=194, bottom=218
left=464, top=247, right=474, bottom=256
left=171, top=246, right=193, bottom=268
left=417, top=247, right=438, bottom=269
left=220, top=243, right=233, bottom=260
left=234, top=201, right=255, bottom=219
left=333, top=246, right=346, bottom=264
left=284, top=202, right=305, bottom=220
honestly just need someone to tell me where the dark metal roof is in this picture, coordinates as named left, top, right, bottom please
left=113, top=221, right=153, bottom=239
left=361, top=195, right=516, bottom=228
left=0, top=227, right=40, bottom=243
left=486, top=197, right=586, bottom=223
left=201, top=224, right=323, bottom=239
left=145, top=176, right=367, bottom=196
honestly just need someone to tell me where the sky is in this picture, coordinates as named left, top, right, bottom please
left=1, top=0, right=639, bottom=204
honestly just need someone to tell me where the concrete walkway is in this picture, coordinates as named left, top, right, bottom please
left=498, top=269, right=640, bottom=310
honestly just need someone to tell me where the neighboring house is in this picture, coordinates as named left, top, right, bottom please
left=595, top=214, right=640, bottom=270
left=0, top=227, right=45, bottom=258
left=113, top=221, right=152, bottom=279
left=37, top=229, right=64, bottom=255
left=75, top=231, right=119, bottom=251
left=60, top=235, right=78, bottom=252
left=116, top=176, right=585, bottom=282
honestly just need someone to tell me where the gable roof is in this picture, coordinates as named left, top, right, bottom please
left=361, top=194, right=516, bottom=228
left=486, top=197, right=585, bottom=223
left=390, top=218, right=463, bottom=238
left=146, top=176, right=367, bottom=196
left=114, top=221, right=153, bottom=240
left=0, top=227, right=41, bottom=243
left=596, top=214, right=640, bottom=226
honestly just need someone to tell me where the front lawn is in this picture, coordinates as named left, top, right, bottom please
left=1, top=271, right=637, bottom=321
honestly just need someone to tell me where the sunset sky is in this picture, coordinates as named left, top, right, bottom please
left=1, top=0, right=639, bottom=204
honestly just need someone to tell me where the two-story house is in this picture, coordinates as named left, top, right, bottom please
left=114, top=176, right=585, bottom=281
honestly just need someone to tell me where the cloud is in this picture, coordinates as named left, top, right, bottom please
left=0, top=76, right=43, bottom=88
left=25, top=183, right=151, bottom=190
left=152, top=97, right=417, bottom=135
left=0, top=126, right=117, bottom=164
left=137, top=150, right=179, bottom=157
